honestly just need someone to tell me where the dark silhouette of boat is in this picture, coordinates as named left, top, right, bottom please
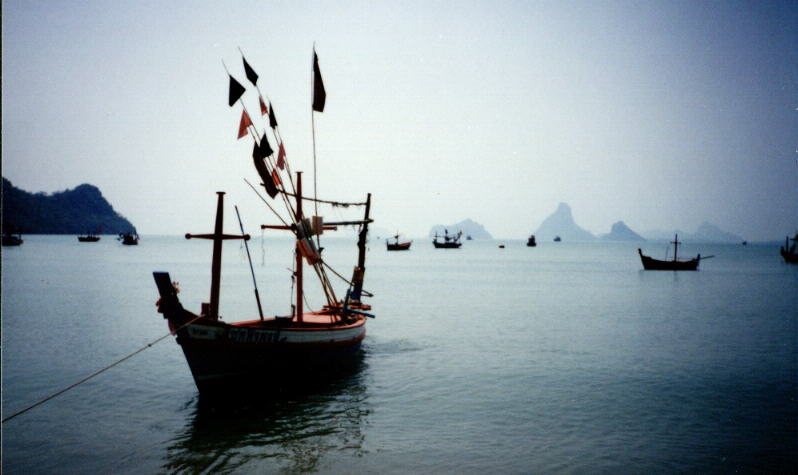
left=638, top=234, right=704, bottom=271
left=78, top=231, right=100, bottom=242
left=386, top=234, right=411, bottom=251
left=526, top=235, right=536, bottom=247
left=553, top=236, right=561, bottom=242
left=433, top=229, right=462, bottom=248
left=119, top=232, right=139, bottom=245
left=780, top=233, right=798, bottom=264
left=152, top=52, right=374, bottom=395
left=2, top=228, right=23, bottom=246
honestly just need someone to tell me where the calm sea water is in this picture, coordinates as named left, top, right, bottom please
left=2, top=235, right=796, bottom=473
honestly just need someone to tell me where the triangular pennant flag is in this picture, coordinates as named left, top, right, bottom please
left=271, top=168, right=282, bottom=187
left=276, top=142, right=286, bottom=170
left=252, top=155, right=278, bottom=198
left=268, top=101, right=278, bottom=129
left=228, top=75, right=245, bottom=107
left=312, top=51, right=326, bottom=112
left=259, top=95, right=268, bottom=116
left=260, top=131, right=274, bottom=157
left=237, top=110, right=253, bottom=139
left=242, top=56, right=258, bottom=86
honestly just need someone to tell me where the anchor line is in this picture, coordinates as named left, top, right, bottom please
left=2, top=315, right=203, bottom=423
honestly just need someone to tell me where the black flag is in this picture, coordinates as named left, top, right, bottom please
left=228, top=75, right=245, bottom=106
left=259, top=131, right=274, bottom=157
left=312, top=51, right=326, bottom=112
left=243, top=56, right=259, bottom=86
left=268, top=101, right=278, bottom=129
left=252, top=155, right=278, bottom=198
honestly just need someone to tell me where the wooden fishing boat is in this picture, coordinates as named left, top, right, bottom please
left=2, top=230, right=23, bottom=246
left=526, top=235, right=536, bottom=247
left=153, top=50, right=374, bottom=395
left=433, top=229, right=462, bottom=248
left=638, top=234, right=702, bottom=271
left=119, top=232, right=139, bottom=245
left=386, top=234, right=411, bottom=251
left=78, top=232, right=100, bottom=242
left=780, top=233, right=798, bottom=264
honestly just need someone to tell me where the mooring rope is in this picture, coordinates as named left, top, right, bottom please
left=1, top=315, right=202, bottom=424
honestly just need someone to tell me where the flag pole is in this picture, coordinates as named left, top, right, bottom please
left=311, top=44, right=320, bottom=232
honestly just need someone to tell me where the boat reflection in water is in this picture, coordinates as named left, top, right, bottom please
left=163, top=352, right=370, bottom=473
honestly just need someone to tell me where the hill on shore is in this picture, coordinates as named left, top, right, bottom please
left=2, top=178, right=136, bottom=234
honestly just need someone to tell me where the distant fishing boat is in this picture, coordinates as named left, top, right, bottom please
left=433, top=229, right=462, bottom=248
left=498, top=244, right=505, bottom=249
left=638, top=234, right=707, bottom=271
left=386, top=234, right=412, bottom=251
left=78, top=231, right=100, bottom=242
left=553, top=236, right=561, bottom=242
left=2, top=229, right=23, bottom=246
left=526, top=235, right=537, bottom=247
left=118, top=232, right=139, bottom=245
left=466, top=235, right=473, bottom=241
left=780, top=233, right=798, bottom=264
left=153, top=49, right=374, bottom=395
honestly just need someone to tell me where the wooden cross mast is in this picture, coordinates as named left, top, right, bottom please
left=186, top=192, right=250, bottom=320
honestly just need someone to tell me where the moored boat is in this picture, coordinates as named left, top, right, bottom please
left=433, top=229, right=462, bottom=248
left=78, top=231, right=100, bottom=242
left=2, top=229, right=23, bottom=246
left=638, top=234, right=704, bottom=271
left=386, top=234, right=412, bottom=251
left=119, top=232, right=139, bottom=245
left=153, top=49, right=374, bottom=395
left=526, top=234, right=536, bottom=247
left=780, top=233, right=798, bottom=264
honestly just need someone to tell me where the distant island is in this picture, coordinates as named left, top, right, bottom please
left=642, top=222, right=744, bottom=243
left=2, top=177, right=136, bottom=234
left=600, top=221, right=646, bottom=241
left=534, top=203, right=595, bottom=241
left=429, top=219, right=492, bottom=239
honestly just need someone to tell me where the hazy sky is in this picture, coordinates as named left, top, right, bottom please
left=3, top=0, right=796, bottom=241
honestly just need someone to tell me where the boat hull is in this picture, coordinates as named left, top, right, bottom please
left=387, top=242, right=411, bottom=251
left=78, top=236, right=100, bottom=242
left=2, top=236, right=23, bottom=246
left=638, top=249, right=699, bottom=271
left=781, top=248, right=798, bottom=264
left=433, top=241, right=461, bottom=248
left=165, top=313, right=366, bottom=394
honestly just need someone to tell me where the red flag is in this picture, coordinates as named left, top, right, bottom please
left=237, top=110, right=252, bottom=139
left=276, top=143, right=286, bottom=170
left=271, top=168, right=282, bottom=187
left=259, top=96, right=268, bottom=116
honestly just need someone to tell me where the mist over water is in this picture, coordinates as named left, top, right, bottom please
left=3, top=236, right=796, bottom=472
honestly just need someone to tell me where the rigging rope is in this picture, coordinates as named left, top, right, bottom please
left=1, top=315, right=203, bottom=424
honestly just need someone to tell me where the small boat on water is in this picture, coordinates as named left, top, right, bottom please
left=433, top=229, right=462, bottom=248
left=153, top=49, right=374, bottom=395
left=553, top=236, right=561, bottom=242
left=780, top=233, right=798, bottom=264
left=2, top=229, right=23, bottom=246
left=386, top=234, right=412, bottom=251
left=78, top=231, right=100, bottom=242
left=526, top=235, right=536, bottom=247
left=119, top=232, right=139, bottom=245
left=638, top=234, right=705, bottom=271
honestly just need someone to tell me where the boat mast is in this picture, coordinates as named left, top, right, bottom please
left=350, top=193, right=371, bottom=302
left=295, top=172, right=304, bottom=323
left=672, top=234, right=680, bottom=262
left=185, top=192, right=250, bottom=320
